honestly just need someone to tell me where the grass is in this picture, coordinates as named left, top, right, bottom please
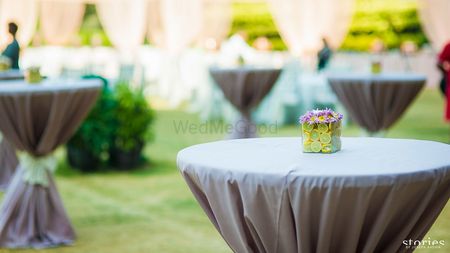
left=0, top=88, right=449, bottom=253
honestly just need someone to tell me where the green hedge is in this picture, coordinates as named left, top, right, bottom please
left=340, top=0, right=427, bottom=51
left=230, top=0, right=428, bottom=52
left=230, top=2, right=286, bottom=50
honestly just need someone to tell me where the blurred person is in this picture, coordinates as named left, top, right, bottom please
left=1, top=22, right=20, bottom=69
left=203, top=37, right=219, bottom=51
left=370, top=38, right=385, bottom=53
left=400, top=41, right=417, bottom=55
left=235, top=30, right=248, bottom=42
left=400, top=41, right=417, bottom=72
left=438, top=41, right=450, bottom=121
left=438, top=41, right=450, bottom=96
left=370, top=38, right=386, bottom=74
left=253, top=36, right=272, bottom=51
left=317, top=38, right=332, bottom=71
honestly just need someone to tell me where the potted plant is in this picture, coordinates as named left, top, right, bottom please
left=66, top=76, right=116, bottom=172
left=109, top=82, right=154, bottom=169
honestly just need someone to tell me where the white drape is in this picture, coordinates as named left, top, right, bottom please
left=267, top=0, right=354, bottom=55
left=147, top=0, right=231, bottom=52
left=147, top=0, right=203, bottom=53
left=96, top=0, right=147, bottom=57
left=40, top=0, right=85, bottom=45
left=199, top=0, right=232, bottom=49
left=417, top=0, right=450, bottom=50
left=0, top=0, right=38, bottom=47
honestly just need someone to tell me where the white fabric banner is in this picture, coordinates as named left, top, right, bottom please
left=198, top=0, right=232, bottom=49
left=96, top=0, right=147, bottom=58
left=147, top=0, right=203, bottom=53
left=417, top=0, right=450, bottom=50
left=40, top=0, right=85, bottom=45
left=0, top=0, right=38, bottom=47
left=267, top=0, right=354, bottom=56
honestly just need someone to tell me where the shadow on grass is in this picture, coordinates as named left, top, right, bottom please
left=56, top=156, right=177, bottom=178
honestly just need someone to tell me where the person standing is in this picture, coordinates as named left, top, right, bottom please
left=317, top=38, right=332, bottom=71
left=438, top=41, right=450, bottom=121
left=2, top=22, right=20, bottom=69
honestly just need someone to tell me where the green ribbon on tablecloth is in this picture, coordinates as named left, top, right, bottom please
left=19, top=153, right=56, bottom=187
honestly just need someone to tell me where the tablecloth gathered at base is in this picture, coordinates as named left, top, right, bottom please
left=0, top=138, right=18, bottom=190
left=178, top=137, right=450, bottom=253
left=0, top=79, right=101, bottom=248
left=210, top=67, right=281, bottom=138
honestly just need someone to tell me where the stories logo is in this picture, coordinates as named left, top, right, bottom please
left=403, top=237, right=445, bottom=249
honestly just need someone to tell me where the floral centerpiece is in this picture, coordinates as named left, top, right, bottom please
left=299, top=109, right=343, bottom=153
left=24, top=67, right=42, bottom=84
left=0, top=56, right=11, bottom=71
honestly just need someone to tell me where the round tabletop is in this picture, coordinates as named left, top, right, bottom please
left=0, top=70, right=24, bottom=81
left=209, top=65, right=282, bottom=73
left=178, top=137, right=450, bottom=253
left=178, top=137, right=450, bottom=181
left=0, top=79, right=101, bottom=94
left=327, top=73, right=426, bottom=83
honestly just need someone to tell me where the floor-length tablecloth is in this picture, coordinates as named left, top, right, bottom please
left=0, top=137, right=18, bottom=190
left=0, top=79, right=101, bottom=248
left=0, top=79, right=20, bottom=190
left=328, top=74, right=425, bottom=133
left=209, top=67, right=281, bottom=138
left=177, top=137, right=450, bottom=253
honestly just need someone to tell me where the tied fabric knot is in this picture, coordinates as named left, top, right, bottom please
left=19, top=153, right=57, bottom=187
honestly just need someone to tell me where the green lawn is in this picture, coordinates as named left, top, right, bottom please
left=0, top=88, right=449, bottom=253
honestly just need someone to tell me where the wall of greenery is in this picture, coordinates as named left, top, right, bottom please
left=230, top=0, right=427, bottom=51
left=77, top=0, right=428, bottom=52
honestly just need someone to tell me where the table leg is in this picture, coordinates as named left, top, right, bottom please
left=361, top=129, right=387, bottom=137
left=228, top=112, right=258, bottom=139
left=0, top=155, right=75, bottom=248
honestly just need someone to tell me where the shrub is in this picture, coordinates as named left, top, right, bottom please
left=111, top=83, right=155, bottom=152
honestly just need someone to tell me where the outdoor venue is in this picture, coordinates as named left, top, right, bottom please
left=0, top=0, right=449, bottom=252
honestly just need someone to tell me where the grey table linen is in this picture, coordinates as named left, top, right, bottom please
left=328, top=74, right=425, bottom=133
left=0, top=79, right=20, bottom=190
left=0, top=70, right=24, bottom=81
left=0, top=138, right=18, bottom=190
left=0, top=80, right=101, bottom=248
left=177, top=137, right=450, bottom=253
left=210, top=67, right=281, bottom=138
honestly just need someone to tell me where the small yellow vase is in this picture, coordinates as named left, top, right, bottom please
left=302, top=121, right=342, bottom=153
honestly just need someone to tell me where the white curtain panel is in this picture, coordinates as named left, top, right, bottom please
left=96, top=0, right=147, bottom=57
left=199, top=0, right=232, bottom=48
left=40, top=0, right=85, bottom=45
left=417, top=0, right=450, bottom=50
left=0, top=0, right=38, bottom=47
left=267, top=0, right=354, bottom=56
left=147, top=0, right=203, bottom=53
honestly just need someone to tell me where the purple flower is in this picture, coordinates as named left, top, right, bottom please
left=299, top=108, right=343, bottom=124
